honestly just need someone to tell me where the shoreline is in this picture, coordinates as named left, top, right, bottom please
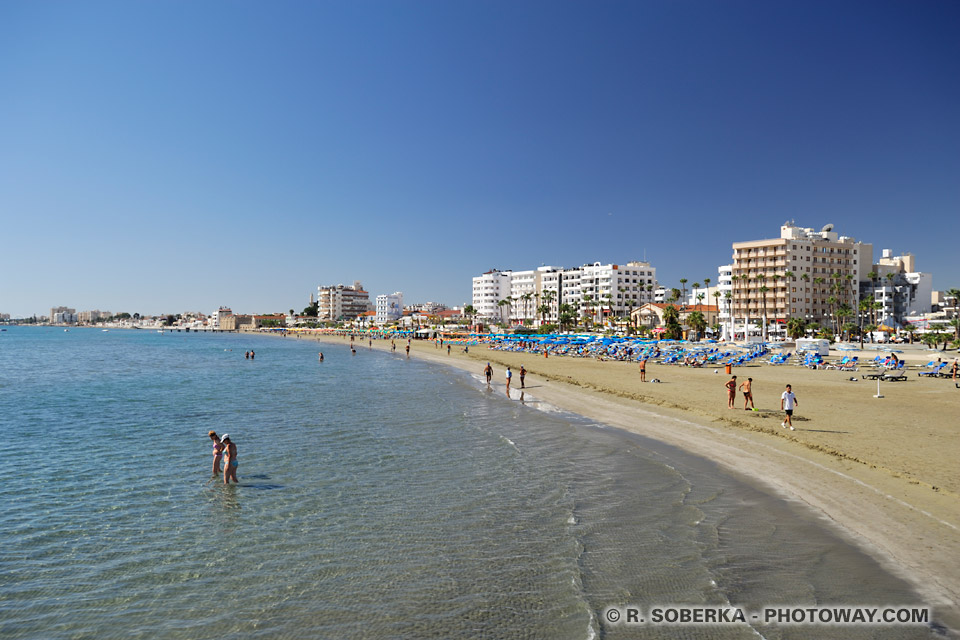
left=261, top=330, right=960, bottom=630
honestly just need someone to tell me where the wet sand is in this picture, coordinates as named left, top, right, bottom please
left=275, top=331, right=960, bottom=630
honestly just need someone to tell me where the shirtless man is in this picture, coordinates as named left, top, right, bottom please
left=725, top=375, right=737, bottom=409
left=739, top=377, right=755, bottom=410
left=484, top=363, right=493, bottom=385
left=639, top=357, right=647, bottom=382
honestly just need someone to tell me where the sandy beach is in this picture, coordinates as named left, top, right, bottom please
left=278, top=331, right=960, bottom=629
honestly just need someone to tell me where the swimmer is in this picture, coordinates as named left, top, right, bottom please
left=318, top=352, right=324, bottom=362
left=209, top=430, right=224, bottom=475
left=221, top=434, right=238, bottom=484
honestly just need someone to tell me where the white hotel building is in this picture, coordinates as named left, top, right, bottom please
left=472, top=261, right=657, bottom=326
left=375, top=292, right=404, bottom=324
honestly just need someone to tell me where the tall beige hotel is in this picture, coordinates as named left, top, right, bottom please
left=730, top=222, right=872, bottom=331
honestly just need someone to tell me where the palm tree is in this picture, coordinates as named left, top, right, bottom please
left=541, top=290, right=556, bottom=325
left=687, top=310, right=706, bottom=341
left=582, top=294, right=594, bottom=328
left=496, top=299, right=510, bottom=326
left=946, top=288, right=960, bottom=341
left=759, top=285, right=769, bottom=339
left=463, top=304, right=476, bottom=329
left=836, top=305, right=853, bottom=340
left=522, top=292, right=533, bottom=326
left=679, top=278, right=688, bottom=308
left=786, top=317, right=806, bottom=340
left=558, top=303, right=576, bottom=332
left=857, top=299, right=872, bottom=348
left=902, top=322, right=916, bottom=344
left=703, top=277, right=711, bottom=289
left=662, top=304, right=682, bottom=340
left=943, top=288, right=960, bottom=341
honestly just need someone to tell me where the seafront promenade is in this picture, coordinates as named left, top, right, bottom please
left=255, top=329, right=960, bottom=630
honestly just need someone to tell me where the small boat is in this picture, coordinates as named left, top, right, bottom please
left=64, top=329, right=70, bottom=332
left=102, top=329, right=109, bottom=332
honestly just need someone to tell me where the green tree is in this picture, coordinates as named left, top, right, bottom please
left=662, top=304, right=683, bottom=340
left=302, top=302, right=319, bottom=317
left=687, top=310, right=706, bottom=340
left=558, top=303, right=577, bottom=332
left=786, top=317, right=806, bottom=340
left=945, top=288, right=960, bottom=341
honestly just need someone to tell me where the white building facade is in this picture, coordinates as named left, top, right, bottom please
left=861, top=250, right=932, bottom=325
left=375, top=292, right=404, bottom=324
left=472, top=261, right=657, bottom=328
left=471, top=270, right=513, bottom=322
left=317, top=282, right=371, bottom=322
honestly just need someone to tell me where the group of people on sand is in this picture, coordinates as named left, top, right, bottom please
left=209, top=431, right=239, bottom=484
left=725, top=375, right=798, bottom=430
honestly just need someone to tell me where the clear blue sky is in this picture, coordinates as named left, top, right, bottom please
left=1, top=0, right=958, bottom=317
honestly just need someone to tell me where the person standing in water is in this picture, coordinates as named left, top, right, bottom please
left=484, top=362, right=493, bottom=385
left=505, top=366, right=512, bottom=393
left=221, top=434, right=238, bottom=484
left=209, top=431, right=224, bottom=475
left=519, top=365, right=526, bottom=389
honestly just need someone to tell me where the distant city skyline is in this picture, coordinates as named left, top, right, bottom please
left=1, top=1, right=958, bottom=318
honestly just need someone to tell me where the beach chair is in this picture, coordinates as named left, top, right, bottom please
left=918, top=363, right=946, bottom=378
left=883, top=370, right=908, bottom=381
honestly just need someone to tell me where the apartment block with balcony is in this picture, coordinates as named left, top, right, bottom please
left=471, top=270, right=513, bottom=322
left=860, top=250, right=932, bottom=326
left=731, top=222, right=872, bottom=332
left=375, top=292, right=404, bottom=324
left=317, top=282, right=371, bottom=322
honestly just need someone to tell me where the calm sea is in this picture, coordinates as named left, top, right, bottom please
left=0, top=327, right=941, bottom=639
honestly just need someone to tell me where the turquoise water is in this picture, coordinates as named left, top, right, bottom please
left=0, top=327, right=941, bottom=639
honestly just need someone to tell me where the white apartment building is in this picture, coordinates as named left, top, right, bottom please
left=717, top=265, right=733, bottom=338
left=317, top=281, right=371, bottom=321
left=473, top=261, right=657, bottom=328
left=731, top=222, right=872, bottom=335
left=376, top=292, right=404, bottom=324
left=861, top=250, right=932, bottom=325
left=471, top=270, right=512, bottom=322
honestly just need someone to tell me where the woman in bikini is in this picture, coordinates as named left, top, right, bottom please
left=209, top=431, right=224, bottom=475
left=221, top=434, right=238, bottom=485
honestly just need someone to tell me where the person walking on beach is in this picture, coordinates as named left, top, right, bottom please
left=447, top=344, right=451, bottom=355
left=221, top=434, right=238, bottom=484
left=781, top=384, right=798, bottom=430
left=405, top=344, right=410, bottom=357
left=391, top=340, right=396, bottom=352
left=639, top=357, right=647, bottom=382
left=519, top=365, right=526, bottom=389
left=726, top=375, right=737, bottom=409
left=209, top=431, right=224, bottom=475
left=506, top=366, right=512, bottom=393
left=739, top=377, right=755, bottom=410
left=484, top=363, right=493, bottom=385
